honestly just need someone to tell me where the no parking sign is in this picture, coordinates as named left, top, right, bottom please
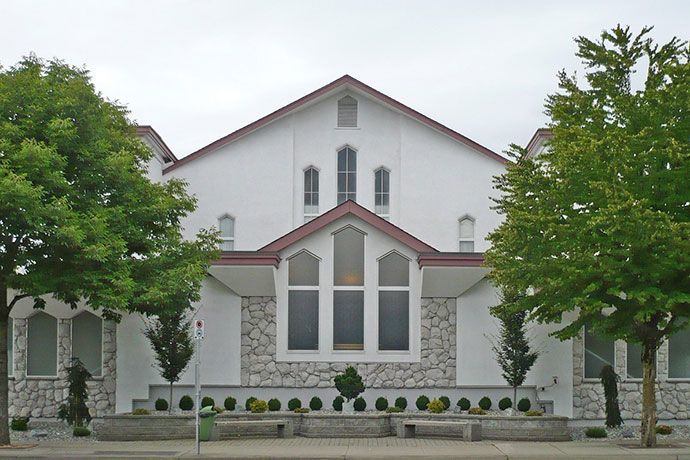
left=194, top=319, right=205, bottom=339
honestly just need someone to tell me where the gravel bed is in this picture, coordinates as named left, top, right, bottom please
left=570, top=425, right=690, bottom=441
left=9, top=420, right=101, bottom=443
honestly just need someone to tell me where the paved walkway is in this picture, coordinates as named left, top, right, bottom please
left=2, top=438, right=690, bottom=459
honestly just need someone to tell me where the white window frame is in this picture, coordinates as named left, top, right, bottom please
left=303, top=166, right=319, bottom=222
left=458, top=215, right=475, bottom=253
left=70, top=311, right=104, bottom=378
left=287, top=250, right=321, bottom=352
left=376, top=250, right=410, bottom=353
left=374, top=167, right=390, bottom=220
left=25, top=311, right=59, bottom=378
left=332, top=225, right=366, bottom=352
left=336, top=146, right=357, bottom=204
left=218, top=214, right=235, bottom=251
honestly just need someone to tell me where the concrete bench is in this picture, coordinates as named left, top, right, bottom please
left=398, top=419, right=482, bottom=441
left=211, top=419, right=293, bottom=440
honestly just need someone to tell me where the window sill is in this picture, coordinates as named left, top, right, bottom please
left=377, top=350, right=411, bottom=355
left=286, top=349, right=320, bottom=354
left=332, top=349, right=365, bottom=354
left=334, top=127, right=360, bottom=130
left=666, top=378, right=690, bottom=383
left=26, top=375, right=59, bottom=380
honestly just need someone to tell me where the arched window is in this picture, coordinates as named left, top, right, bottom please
left=304, top=167, right=319, bottom=222
left=72, top=312, right=103, bottom=376
left=458, top=216, right=475, bottom=252
left=219, top=215, right=235, bottom=251
left=378, top=252, right=409, bottom=351
left=337, top=147, right=357, bottom=204
left=333, top=226, right=365, bottom=350
left=288, top=251, right=320, bottom=350
left=337, top=95, right=358, bottom=128
left=27, top=311, right=58, bottom=376
left=584, top=326, right=615, bottom=379
left=374, top=168, right=390, bottom=218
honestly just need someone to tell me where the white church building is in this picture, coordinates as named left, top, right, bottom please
left=8, top=76, right=690, bottom=421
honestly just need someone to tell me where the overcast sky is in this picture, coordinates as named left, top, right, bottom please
left=2, top=0, right=688, bottom=159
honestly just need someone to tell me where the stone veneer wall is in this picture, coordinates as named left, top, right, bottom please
left=241, top=297, right=456, bottom=388
left=572, top=331, right=690, bottom=419
left=8, top=317, right=117, bottom=418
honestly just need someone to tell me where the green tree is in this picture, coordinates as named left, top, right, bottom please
left=600, top=364, right=623, bottom=428
left=486, top=26, right=690, bottom=447
left=57, top=358, right=92, bottom=428
left=0, top=56, right=219, bottom=444
left=144, top=309, right=195, bottom=413
left=490, top=290, right=539, bottom=407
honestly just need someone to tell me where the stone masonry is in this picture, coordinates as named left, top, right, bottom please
left=8, top=317, right=116, bottom=418
left=572, top=331, right=690, bottom=419
left=241, top=296, right=456, bottom=388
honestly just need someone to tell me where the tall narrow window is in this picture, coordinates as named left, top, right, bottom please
left=337, top=147, right=357, bottom=204
left=72, top=312, right=103, bottom=377
left=288, top=251, right=319, bottom=351
left=333, top=227, right=365, bottom=350
left=7, top=318, right=12, bottom=376
left=378, top=252, right=409, bottom=351
left=219, top=215, right=235, bottom=251
left=626, top=342, right=643, bottom=379
left=304, top=167, right=319, bottom=222
left=375, top=168, right=390, bottom=218
left=337, top=95, right=358, bottom=128
left=459, top=216, right=475, bottom=252
left=27, top=312, right=58, bottom=377
left=669, top=326, right=690, bottom=378
left=584, top=326, right=615, bottom=379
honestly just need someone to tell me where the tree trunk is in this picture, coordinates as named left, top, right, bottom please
left=0, top=284, right=10, bottom=445
left=513, top=386, right=517, bottom=410
left=640, top=341, right=658, bottom=447
left=169, top=382, right=173, bottom=414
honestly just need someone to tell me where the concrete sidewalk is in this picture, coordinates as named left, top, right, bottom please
left=2, top=438, right=690, bottom=459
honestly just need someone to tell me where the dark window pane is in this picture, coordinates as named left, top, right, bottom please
left=337, top=193, right=346, bottom=204
left=375, top=170, right=382, bottom=192
left=312, top=170, right=319, bottom=192
left=289, top=252, right=319, bottom=286
left=378, top=252, right=409, bottom=286
left=27, top=312, right=57, bottom=376
left=304, top=169, right=311, bottom=192
left=584, top=327, right=615, bottom=378
left=72, top=312, right=103, bottom=376
left=379, top=291, right=409, bottom=350
left=347, top=149, right=356, bottom=171
left=375, top=193, right=382, bottom=206
left=338, top=172, right=346, bottom=193
left=334, top=227, right=364, bottom=286
left=626, top=343, right=643, bottom=379
left=338, top=149, right=347, bottom=171
left=347, top=173, right=356, bottom=194
left=669, top=327, right=690, bottom=378
left=383, top=169, right=389, bottom=189
left=333, top=291, right=363, bottom=350
left=288, top=291, right=319, bottom=350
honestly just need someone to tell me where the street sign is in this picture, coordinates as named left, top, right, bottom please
left=194, top=319, right=205, bottom=339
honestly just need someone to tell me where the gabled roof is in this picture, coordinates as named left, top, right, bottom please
left=164, top=75, right=508, bottom=173
left=136, top=125, right=178, bottom=164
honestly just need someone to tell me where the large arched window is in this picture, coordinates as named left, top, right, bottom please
left=337, top=95, right=358, bottom=128
left=72, top=311, right=103, bottom=376
left=337, top=147, right=357, bottom=204
left=378, top=251, right=409, bottom=351
left=584, top=326, right=615, bottom=379
left=288, top=251, right=320, bottom=351
left=218, top=215, right=235, bottom=251
left=333, top=226, right=365, bottom=350
left=374, top=168, right=390, bottom=218
left=458, top=216, right=475, bottom=252
left=304, top=167, right=319, bottom=222
left=27, top=311, right=58, bottom=376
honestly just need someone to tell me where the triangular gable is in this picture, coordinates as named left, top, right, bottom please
left=164, top=75, right=507, bottom=173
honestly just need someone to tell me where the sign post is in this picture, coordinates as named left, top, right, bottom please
left=194, top=319, right=204, bottom=455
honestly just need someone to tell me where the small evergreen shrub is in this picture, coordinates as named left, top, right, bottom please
left=10, top=417, right=29, bottom=431
left=287, top=398, right=302, bottom=411
left=439, top=396, right=451, bottom=410
left=334, top=366, right=365, bottom=401
left=309, top=396, right=323, bottom=411
left=585, top=427, right=607, bottom=438
left=468, top=407, right=486, bottom=415
left=250, top=399, right=268, bottom=413
left=268, top=398, right=281, bottom=411
left=155, top=398, right=169, bottom=411
left=224, top=396, right=237, bottom=411
left=73, top=426, right=91, bottom=437
left=375, top=397, right=389, bottom=411
left=394, top=397, right=407, bottom=410
left=525, top=410, right=543, bottom=416
left=498, top=397, right=512, bottom=411
left=201, top=396, right=215, bottom=408
left=179, top=395, right=194, bottom=411
left=517, top=398, right=531, bottom=412
left=132, top=408, right=150, bottom=415
left=427, top=399, right=445, bottom=413
left=415, top=395, right=430, bottom=411
left=600, top=364, right=623, bottom=428
left=386, top=406, right=403, bottom=413
left=333, top=395, right=344, bottom=411
left=457, top=397, right=471, bottom=411
left=656, top=424, right=673, bottom=435
left=353, top=397, right=366, bottom=411
left=478, top=396, right=492, bottom=411
left=245, top=396, right=257, bottom=411
left=294, top=407, right=310, bottom=413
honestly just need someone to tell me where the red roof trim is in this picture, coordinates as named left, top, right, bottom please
left=164, top=75, right=507, bottom=174
left=212, top=252, right=280, bottom=267
left=259, top=200, right=438, bottom=254
left=136, top=125, right=178, bottom=163
left=417, top=253, right=485, bottom=267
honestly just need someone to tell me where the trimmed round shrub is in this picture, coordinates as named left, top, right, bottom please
left=309, top=396, right=323, bottom=411
left=656, top=424, right=673, bottom=435
left=10, top=417, right=29, bottom=431
left=517, top=398, right=531, bottom=412
left=478, top=396, right=492, bottom=411
left=333, top=395, right=344, bottom=411
left=585, top=427, right=607, bottom=438
left=201, top=396, right=215, bottom=408
left=73, top=426, right=91, bottom=437
left=224, top=397, right=237, bottom=411
left=427, top=399, right=445, bottom=413
left=468, top=407, right=486, bottom=415
left=457, top=397, right=471, bottom=411
left=439, top=396, right=451, bottom=410
left=287, top=398, right=302, bottom=411
left=155, top=398, right=169, bottom=411
left=415, top=395, right=430, bottom=411
left=375, top=397, right=389, bottom=411
left=245, top=397, right=257, bottom=411
left=394, top=397, right=407, bottom=410
left=179, top=395, right=194, bottom=411
left=353, top=397, right=366, bottom=412
left=498, top=397, right=512, bottom=411
left=268, top=398, right=281, bottom=411
left=250, top=399, right=268, bottom=413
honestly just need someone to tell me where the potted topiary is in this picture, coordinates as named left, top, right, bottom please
left=334, top=366, right=365, bottom=414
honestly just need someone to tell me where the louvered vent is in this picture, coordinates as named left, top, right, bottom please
left=337, top=96, right=358, bottom=127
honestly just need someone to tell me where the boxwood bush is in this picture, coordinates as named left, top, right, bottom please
left=415, top=395, right=430, bottom=411
left=498, top=397, right=512, bottom=410
left=287, top=398, right=302, bottom=411
left=245, top=396, right=257, bottom=411
left=224, top=396, right=237, bottom=411
left=386, top=406, right=403, bottom=413
left=179, top=395, right=193, bottom=411
left=201, top=396, right=215, bottom=408
left=309, top=396, right=323, bottom=411
left=585, top=427, right=607, bottom=438
left=10, top=417, right=29, bottom=431
left=268, top=398, right=281, bottom=411
left=427, top=399, right=445, bottom=413
left=353, top=397, right=366, bottom=411
left=333, top=395, right=344, bottom=411
left=250, top=399, right=268, bottom=413
left=73, top=426, right=91, bottom=437
left=394, top=397, right=407, bottom=410
left=517, top=398, right=531, bottom=412
left=375, top=397, right=389, bottom=411
left=478, top=396, right=492, bottom=411
left=468, top=407, right=486, bottom=415
left=656, top=424, right=673, bottom=435
left=155, top=398, right=169, bottom=411
left=457, top=397, right=471, bottom=411
left=439, top=396, right=451, bottom=410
